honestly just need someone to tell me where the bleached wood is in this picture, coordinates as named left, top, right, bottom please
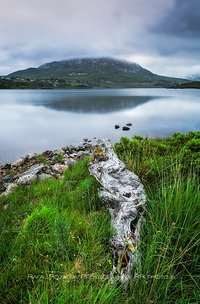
left=89, top=139, right=146, bottom=285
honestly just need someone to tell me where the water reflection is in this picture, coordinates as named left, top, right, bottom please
left=39, top=95, right=155, bottom=113
left=0, top=89, right=199, bottom=163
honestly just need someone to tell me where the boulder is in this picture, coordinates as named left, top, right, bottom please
left=122, top=126, right=130, bottom=131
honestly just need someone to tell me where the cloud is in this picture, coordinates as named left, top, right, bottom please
left=149, top=0, right=200, bottom=61
left=153, top=0, right=200, bottom=37
left=0, top=0, right=199, bottom=77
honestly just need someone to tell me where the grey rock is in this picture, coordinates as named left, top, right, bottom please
left=70, top=153, right=77, bottom=158
left=11, top=157, right=25, bottom=168
left=126, top=123, right=132, bottom=126
left=64, top=158, right=77, bottom=167
left=0, top=163, right=11, bottom=170
left=26, top=153, right=37, bottom=159
left=16, top=164, right=44, bottom=185
left=1, top=183, right=18, bottom=196
left=52, top=164, right=68, bottom=174
left=83, top=143, right=93, bottom=150
left=42, top=150, right=53, bottom=157
left=76, top=151, right=90, bottom=158
left=61, top=147, right=68, bottom=152
left=56, top=148, right=65, bottom=155
left=122, top=126, right=130, bottom=131
left=115, top=125, right=120, bottom=129
left=2, top=175, right=13, bottom=183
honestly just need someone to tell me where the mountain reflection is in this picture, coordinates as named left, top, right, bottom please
left=36, top=95, right=155, bottom=113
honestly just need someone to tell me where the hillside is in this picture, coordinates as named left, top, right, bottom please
left=5, top=57, right=189, bottom=88
left=174, top=80, right=200, bottom=89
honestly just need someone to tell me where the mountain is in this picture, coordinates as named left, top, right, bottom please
left=6, top=57, right=189, bottom=88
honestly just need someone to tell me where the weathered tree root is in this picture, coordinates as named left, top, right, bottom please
left=89, top=139, right=146, bottom=285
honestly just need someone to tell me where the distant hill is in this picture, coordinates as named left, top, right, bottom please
left=174, top=81, right=200, bottom=89
left=5, top=57, right=190, bottom=89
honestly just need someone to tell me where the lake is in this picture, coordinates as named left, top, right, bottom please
left=0, top=88, right=200, bottom=164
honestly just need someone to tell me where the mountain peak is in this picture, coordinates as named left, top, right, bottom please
left=7, top=57, right=188, bottom=88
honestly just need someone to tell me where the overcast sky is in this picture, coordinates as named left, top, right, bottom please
left=0, top=0, right=200, bottom=77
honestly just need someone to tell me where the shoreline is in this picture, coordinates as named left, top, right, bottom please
left=0, top=139, right=97, bottom=196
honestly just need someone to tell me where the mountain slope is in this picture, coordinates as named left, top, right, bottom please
left=7, top=57, right=189, bottom=88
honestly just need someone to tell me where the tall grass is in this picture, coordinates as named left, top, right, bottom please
left=114, top=132, right=200, bottom=303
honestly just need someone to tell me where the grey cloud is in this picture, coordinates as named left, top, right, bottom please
left=153, top=0, right=200, bottom=37
left=0, top=0, right=199, bottom=77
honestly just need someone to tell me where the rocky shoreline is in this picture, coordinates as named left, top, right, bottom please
left=0, top=139, right=96, bottom=196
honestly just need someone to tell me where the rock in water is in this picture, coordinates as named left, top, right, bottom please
left=115, top=125, right=120, bottom=129
left=89, top=139, right=146, bottom=286
left=126, top=123, right=132, bottom=126
left=122, top=126, right=130, bottom=131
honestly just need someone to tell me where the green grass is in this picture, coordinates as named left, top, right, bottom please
left=0, top=158, right=114, bottom=303
left=114, top=132, right=200, bottom=303
left=0, top=132, right=199, bottom=303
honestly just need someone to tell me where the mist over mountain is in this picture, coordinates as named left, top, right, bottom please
left=189, top=74, right=200, bottom=81
left=6, top=57, right=189, bottom=88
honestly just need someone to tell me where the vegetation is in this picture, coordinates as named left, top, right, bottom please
left=1, top=58, right=190, bottom=89
left=0, top=132, right=199, bottom=303
left=0, top=77, right=90, bottom=90
left=174, top=81, right=200, bottom=89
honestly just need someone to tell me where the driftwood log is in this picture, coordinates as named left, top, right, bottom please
left=89, top=140, right=146, bottom=285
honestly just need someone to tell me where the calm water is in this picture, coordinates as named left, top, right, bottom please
left=0, top=88, right=200, bottom=163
